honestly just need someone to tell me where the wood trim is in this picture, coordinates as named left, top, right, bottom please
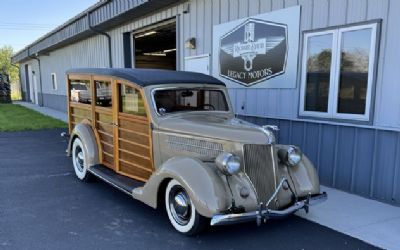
left=118, top=126, right=149, bottom=138
left=95, top=106, right=112, bottom=114
left=93, top=76, right=113, bottom=82
left=119, top=137, right=150, bottom=149
left=67, top=78, right=72, bottom=133
left=119, top=158, right=153, bottom=173
left=100, top=140, right=113, bottom=148
left=98, top=129, right=113, bottom=138
left=118, top=112, right=148, bottom=123
left=119, top=148, right=151, bottom=161
left=91, top=75, right=96, bottom=129
left=68, top=74, right=91, bottom=81
left=140, top=87, right=155, bottom=172
left=112, top=79, right=120, bottom=172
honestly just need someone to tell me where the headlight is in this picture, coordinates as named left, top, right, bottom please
left=215, top=152, right=241, bottom=175
left=278, top=146, right=302, bottom=167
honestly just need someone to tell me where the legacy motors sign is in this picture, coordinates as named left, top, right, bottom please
left=212, top=6, right=300, bottom=88
left=220, top=19, right=287, bottom=86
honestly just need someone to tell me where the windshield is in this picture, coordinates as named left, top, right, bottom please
left=154, top=88, right=229, bottom=114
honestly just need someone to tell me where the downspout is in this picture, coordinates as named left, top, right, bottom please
left=87, top=12, right=113, bottom=68
left=28, top=47, right=44, bottom=107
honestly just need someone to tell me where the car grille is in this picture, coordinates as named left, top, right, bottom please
left=243, top=144, right=277, bottom=202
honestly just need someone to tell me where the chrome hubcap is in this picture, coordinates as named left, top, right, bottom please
left=74, top=146, right=84, bottom=172
left=169, top=187, right=191, bottom=226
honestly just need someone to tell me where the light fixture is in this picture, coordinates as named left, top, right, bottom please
left=185, top=38, right=196, bottom=49
left=143, top=52, right=166, bottom=57
left=163, top=48, right=176, bottom=53
left=135, top=31, right=157, bottom=38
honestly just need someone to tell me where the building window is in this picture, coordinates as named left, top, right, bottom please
left=299, top=22, right=378, bottom=122
left=51, top=73, right=57, bottom=90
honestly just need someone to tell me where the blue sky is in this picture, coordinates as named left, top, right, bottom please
left=0, top=0, right=98, bottom=52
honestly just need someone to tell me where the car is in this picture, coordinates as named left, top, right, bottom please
left=64, top=68, right=327, bottom=235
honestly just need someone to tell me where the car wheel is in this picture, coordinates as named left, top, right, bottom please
left=72, top=137, right=92, bottom=182
left=165, top=179, right=208, bottom=235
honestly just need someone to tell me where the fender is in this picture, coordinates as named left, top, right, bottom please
left=67, top=122, right=100, bottom=168
left=133, top=157, right=230, bottom=218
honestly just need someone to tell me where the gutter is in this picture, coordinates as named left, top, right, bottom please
left=87, top=12, right=113, bottom=68
left=27, top=47, right=44, bottom=107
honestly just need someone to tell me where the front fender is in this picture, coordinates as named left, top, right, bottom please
left=134, top=157, right=230, bottom=218
left=67, top=123, right=99, bottom=168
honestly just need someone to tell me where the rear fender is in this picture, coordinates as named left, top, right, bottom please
left=67, top=122, right=100, bottom=168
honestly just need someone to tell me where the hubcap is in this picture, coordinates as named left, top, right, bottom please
left=169, top=187, right=191, bottom=226
left=74, top=146, right=84, bottom=172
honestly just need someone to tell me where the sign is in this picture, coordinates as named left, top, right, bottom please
left=212, top=6, right=300, bottom=88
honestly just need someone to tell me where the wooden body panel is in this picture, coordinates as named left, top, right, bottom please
left=67, top=74, right=154, bottom=182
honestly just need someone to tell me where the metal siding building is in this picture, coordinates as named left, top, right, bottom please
left=12, top=0, right=400, bottom=205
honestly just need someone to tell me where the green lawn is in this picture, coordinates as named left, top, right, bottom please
left=0, top=104, right=67, bottom=132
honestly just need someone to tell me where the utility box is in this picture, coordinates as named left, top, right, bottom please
left=0, top=73, right=11, bottom=103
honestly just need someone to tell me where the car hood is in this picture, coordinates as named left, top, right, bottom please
left=157, top=113, right=270, bottom=144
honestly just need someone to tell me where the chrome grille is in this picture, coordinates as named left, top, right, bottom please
left=167, top=135, right=223, bottom=158
left=243, top=144, right=277, bottom=202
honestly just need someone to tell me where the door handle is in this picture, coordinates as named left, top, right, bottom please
left=110, top=122, right=119, bottom=127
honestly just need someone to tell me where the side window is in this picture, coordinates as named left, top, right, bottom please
left=300, top=22, right=378, bottom=122
left=51, top=73, right=57, bottom=90
left=95, top=80, right=112, bottom=108
left=119, top=84, right=146, bottom=117
left=70, top=79, right=91, bottom=104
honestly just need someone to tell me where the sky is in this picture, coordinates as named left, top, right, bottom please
left=0, top=0, right=98, bottom=53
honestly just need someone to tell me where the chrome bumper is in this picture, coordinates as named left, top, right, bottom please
left=211, top=192, right=327, bottom=226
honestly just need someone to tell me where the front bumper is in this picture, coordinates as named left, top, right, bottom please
left=211, top=192, right=327, bottom=226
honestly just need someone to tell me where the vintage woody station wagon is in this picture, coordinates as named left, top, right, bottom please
left=65, top=68, right=327, bottom=235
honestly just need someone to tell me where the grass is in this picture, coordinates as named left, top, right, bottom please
left=0, top=104, right=67, bottom=132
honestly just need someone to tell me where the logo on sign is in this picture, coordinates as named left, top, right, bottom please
left=219, top=19, right=288, bottom=86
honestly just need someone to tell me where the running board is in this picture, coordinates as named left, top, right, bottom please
left=88, top=165, right=144, bottom=195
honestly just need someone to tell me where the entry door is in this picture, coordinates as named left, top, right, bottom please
left=114, top=82, right=153, bottom=182
left=33, top=75, right=38, bottom=105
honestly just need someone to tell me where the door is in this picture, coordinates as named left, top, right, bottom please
left=33, top=74, right=38, bottom=105
left=114, top=82, right=153, bottom=182
left=93, top=77, right=115, bottom=170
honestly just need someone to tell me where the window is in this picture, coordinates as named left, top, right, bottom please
left=119, top=85, right=146, bottom=117
left=300, top=23, right=378, bottom=121
left=51, top=73, right=57, bottom=90
left=95, top=80, right=112, bottom=108
left=70, top=80, right=91, bottom=104
left=153, top=88, right=229, bottom=115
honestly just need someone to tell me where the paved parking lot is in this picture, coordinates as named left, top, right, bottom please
left=0, top=129, right=380, bottom=250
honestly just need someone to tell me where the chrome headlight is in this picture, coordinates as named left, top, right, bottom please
left=278, top=146, right=302, bottom=167
left=215, top=152, right=241, bottom=175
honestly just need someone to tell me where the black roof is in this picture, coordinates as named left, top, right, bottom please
left=66, top=68, right=225, bottom=87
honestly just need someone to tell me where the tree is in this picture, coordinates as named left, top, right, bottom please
left=0, top=46, right=19, bottom=84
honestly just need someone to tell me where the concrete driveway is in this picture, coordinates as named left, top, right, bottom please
left=0, top=129, right=379, bottom=250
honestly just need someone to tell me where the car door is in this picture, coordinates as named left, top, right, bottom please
left=114, top=81, right=153, bottom=181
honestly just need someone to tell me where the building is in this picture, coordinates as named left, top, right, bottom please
left=12, top=0, right=400, bottom=205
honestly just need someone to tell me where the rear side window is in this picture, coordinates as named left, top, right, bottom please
left=95, top=80, right=112, bottom=108
left=70, top=80, right=91, bottom=104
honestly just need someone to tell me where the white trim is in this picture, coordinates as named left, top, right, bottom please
left=299, top=23, right=378, bottom=122
left=51, top=73, right=58, bottom=91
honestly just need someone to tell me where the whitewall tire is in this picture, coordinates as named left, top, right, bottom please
left=72, top=137, right=92, bottom=182
left=165, top=179, right=208, bottom=235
